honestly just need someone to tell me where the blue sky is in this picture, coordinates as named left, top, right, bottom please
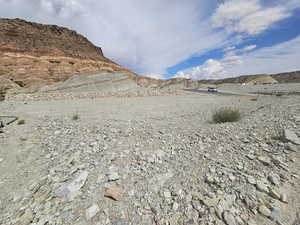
left=0, top=0, right=300, bottom=80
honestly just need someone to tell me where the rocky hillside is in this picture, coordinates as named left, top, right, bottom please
left=200, top=71, right=300, bottom=85
left=271, top=71, right=300, bottom=83
left=0, top=18, right=135, bottom=90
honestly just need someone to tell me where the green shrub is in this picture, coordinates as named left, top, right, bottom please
left=213, top=108, right=241, bottom=123
left=17, top=120, right=26, bottom=125
left=72, top=114, right=80, bottom=121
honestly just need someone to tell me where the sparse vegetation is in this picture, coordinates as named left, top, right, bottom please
left=17, top=119, right=26, bottom=125
left=72, top=114, right=80, bottom=121
left=213, top=108, right=241, bottom=123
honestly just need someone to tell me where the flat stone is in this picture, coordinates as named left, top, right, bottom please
left=269, top=189, right=281, bottom=200
left=107, top=172, right=120, bottom=181
left=256, top=181, right=269, bottom=193
left=104, top=186, right=125, bottom=201
left=223, top=211, right=237, bottom=225
left=286, top=143, right=298, bottom=152
left=280, top=193, right=288, bottom=203
left=86, top=204, right=100, bottom=220
left=54, top=171, right=89, bottom=201
left=18, top=209, right=34, bottom=225
left=247, top=154, right=256, bottom=160
left=268, top=174, right=280, bottom=186
left=257, top=156, right=271, bottom=166
left=247, top=176, right=257, bottom=185
left=205, top=175, right=215, bottom=184
left=258, top=205, right=271, bottom=217
left=202, top=197, right=219, bottom=207
left=284, top=129, right=300, bottom=145
left=164, top=191, right=172, bottom=199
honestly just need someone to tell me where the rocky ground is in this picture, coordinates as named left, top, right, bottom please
left=0, top=90, right=300, bottom=225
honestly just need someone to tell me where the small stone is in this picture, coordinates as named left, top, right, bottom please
left=172, top=202, right=179, bottom=211
left=247, top=176, right=256, bottom=185
left=284, top=129, right=300, bottom=145
left=202, top=197, right=219, bottom=207
left=229, top=174, right=236, bottom=182
left=258, top=205, right=271, bottom=217
left=107, top=172, right=120, bottom=181
left=205, top=175, right=215, bottom=184
left=256, top=181, right=269, bottom=193
left=268, top=174, right=280, bottom=186
left=164, top=191, right=171, bottom=199
left=54, top=171, right=89, bottom=201
left=257, top=156, right=271, bottom=166
left=223, top=211, right=237, bottom=225
left=280, top=193, right=288, bottom=203
left=104, top=186, right=125, bottom=201
left=18, top=209, right=34, bottom=225
left=0, top=158, right=3, bottom=163
left=86, top=204, right=100, bottom=220
left=269, top=189, right=281, bottom=200
left=54, top=130, right=61, bottom=135
left=286, top=143, right=297, bottom=152
left=247, top=154, right=256, bottom=160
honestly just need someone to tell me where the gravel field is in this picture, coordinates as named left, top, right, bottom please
left=0, top=90, right=300, bottom=225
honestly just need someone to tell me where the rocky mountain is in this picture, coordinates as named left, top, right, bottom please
left=200, top=71, right=300, bottom=85
left=0, top=18, right=136, bottom=90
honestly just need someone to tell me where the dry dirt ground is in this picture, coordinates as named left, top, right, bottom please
left=0, top=89, right=300, bottom=225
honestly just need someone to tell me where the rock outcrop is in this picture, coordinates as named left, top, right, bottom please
left=0, top=18, right=134, bottom=90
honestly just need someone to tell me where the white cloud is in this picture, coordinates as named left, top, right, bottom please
left=145, top=74, right=165, bottom=80
left=174, top=59, right=226, bottom=80
left=212, top=0, right=291, bottom=35
left=242, top=45, right=257, bottom=52
left=175, top=35, right=300, bottom=80
left=0, top=0, right=225, bottom=75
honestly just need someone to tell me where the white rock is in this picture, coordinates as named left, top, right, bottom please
left=247, top=176, right=257, bottom=185
left=268, top=174, right=280, bottom=186
left=258, top=205, right=271, bottom=217
left=107, top=172, right=120, bottom=181
left=54, top=171, right=89, bottom=201
left=286, top=143, right=297, bottom=152
left=257, top=156, right=271, bottom=166
left=256, top=181, right=269, bottom=193
left=284, top=129, right=300, bottom=145
left=223, top=211, right=237, bottom=225
left=269, top=189, right=281, bottom=200
left=86, top=204, right=100, bottom=220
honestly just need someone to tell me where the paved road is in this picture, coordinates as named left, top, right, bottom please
left=184, top=88, right=256, bottom=96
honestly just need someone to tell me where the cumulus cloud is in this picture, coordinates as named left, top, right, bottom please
left=175, top=35, right=300, bottom=80
left=212, top=0, right=291, bottom=35
left=0, top=0, right=225, bottom=75
left=145, top=74, right=165, bottom=80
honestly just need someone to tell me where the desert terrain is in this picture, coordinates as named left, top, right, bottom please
left=1, top=83, right=300, bottom=225
left=1, top=18, right=300, bottom=225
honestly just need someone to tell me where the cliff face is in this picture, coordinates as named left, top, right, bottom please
left=0, top=18, right=133, bottom=90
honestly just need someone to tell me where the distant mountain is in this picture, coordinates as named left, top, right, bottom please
left=198, top=71, right=300, bottom=85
